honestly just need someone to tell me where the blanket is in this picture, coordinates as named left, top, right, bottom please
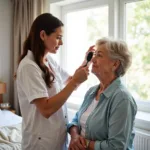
left=0, top=123, right=22, bottom=150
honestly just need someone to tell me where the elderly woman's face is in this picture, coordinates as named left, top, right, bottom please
left=91, top=44, right=116, bottom=79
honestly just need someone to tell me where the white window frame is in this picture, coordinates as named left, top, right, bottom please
left=49, top=0, right=150, bottom=130
left=61, top=0, right=110, bottom=107
left=119, top=0, right=150, bottom=113
left=61, top=0, right=109, bottom=70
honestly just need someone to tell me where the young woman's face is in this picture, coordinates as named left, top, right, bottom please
left=42, top=26, right=63, bottom=54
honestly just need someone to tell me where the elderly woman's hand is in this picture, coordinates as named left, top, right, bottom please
left=69, top=135, right=86, bottom=150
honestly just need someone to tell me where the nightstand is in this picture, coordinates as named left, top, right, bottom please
left=0, top=108, right=16, bottom=114
left=8, top=108, right=16, bottom=114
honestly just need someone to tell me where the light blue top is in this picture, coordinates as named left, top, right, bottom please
left=68, top=77, right=137, bottom=150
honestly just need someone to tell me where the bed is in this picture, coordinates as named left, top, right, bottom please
left=0, top=109, right=22, bottom=150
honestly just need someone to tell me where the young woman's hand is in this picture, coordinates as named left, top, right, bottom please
left=72, top=66, right=89, bottom=85
left=69, top=135, right=86, bottom=150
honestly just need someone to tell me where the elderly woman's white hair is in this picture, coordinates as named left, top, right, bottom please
left=96, top=37, right=132, bottom=77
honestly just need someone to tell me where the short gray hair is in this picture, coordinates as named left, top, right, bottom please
left=96, top=37, right=132, bottom=77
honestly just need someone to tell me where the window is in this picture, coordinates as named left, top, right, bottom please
left=119, top=0, right=150, bottom=113
left=126, top=0, right=150, bottom=102
left=62, top=4, right=108, bottom=105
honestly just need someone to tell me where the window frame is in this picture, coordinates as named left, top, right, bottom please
left=61, top=0, right=110, bottom=104
left=61, top=0, right=109, bottom=69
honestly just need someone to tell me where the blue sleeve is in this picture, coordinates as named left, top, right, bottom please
left=67, top=111, right=80, bottom=132
left=94, top=98, right=136, bottom=150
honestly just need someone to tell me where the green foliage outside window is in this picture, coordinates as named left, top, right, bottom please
left=126, top=0, right=150, bottom=101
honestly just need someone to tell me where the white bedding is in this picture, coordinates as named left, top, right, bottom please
left=0, top=109, right=22, bottom=150
left=0, top=109, right=22, bottom=127
left=0, top=123, right=22, bottom=150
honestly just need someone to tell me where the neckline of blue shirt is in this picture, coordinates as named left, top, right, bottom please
left=89, top=77, right=122, bottom=99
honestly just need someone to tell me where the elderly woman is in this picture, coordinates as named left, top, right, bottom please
left=68, top=38, right=137, bottom=150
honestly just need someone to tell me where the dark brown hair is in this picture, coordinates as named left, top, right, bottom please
left=19, top=13, right=63, bottom=88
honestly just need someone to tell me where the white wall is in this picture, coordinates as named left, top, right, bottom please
left=0, top=0, right=13, bottom=102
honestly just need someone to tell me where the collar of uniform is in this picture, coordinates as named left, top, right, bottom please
left=27, top=50, right=50, bottom=67
left=103, top=77, right=122, bottom=98
left=27, top=50, right=34, bottom=60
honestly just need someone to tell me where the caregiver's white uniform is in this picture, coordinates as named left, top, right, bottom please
left=17, top=50, right=69, bottom=150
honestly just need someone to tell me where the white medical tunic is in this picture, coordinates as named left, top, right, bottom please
left=17, top=51, right=69, bottom=150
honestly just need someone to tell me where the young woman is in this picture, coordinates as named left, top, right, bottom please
left=16, top=13, right=89, bottom=150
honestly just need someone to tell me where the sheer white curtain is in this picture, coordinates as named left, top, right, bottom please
left=12, top=0, right=47, bottom=115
